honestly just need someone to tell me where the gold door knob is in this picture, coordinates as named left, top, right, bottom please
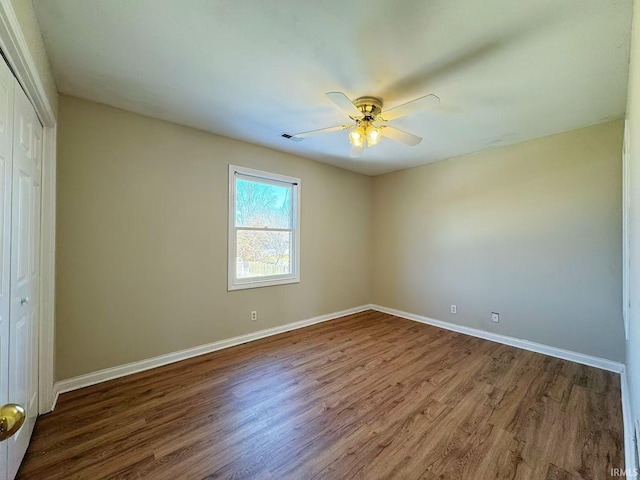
left=0, top=404, right=25, bottom=441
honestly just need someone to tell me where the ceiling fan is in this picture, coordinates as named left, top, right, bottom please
left=293, top=92, right=440, bottom=158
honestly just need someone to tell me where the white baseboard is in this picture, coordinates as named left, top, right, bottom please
left=371, top=304, right=624, bottom=373
left=53, top=303, right=625, bottom=404
left=53, top=304, right=373, bottom=402
left=52, top=301, right=632, bottom=470
left=621, top=368, right=638, bottom=477
left=50, top=390, right=59, bottom=411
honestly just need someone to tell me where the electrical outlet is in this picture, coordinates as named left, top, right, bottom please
left=491, top=312, right=500, bottom=323
left=450, top=305, right=457, bottom=314
left=251, top=311, right=257, bottom=321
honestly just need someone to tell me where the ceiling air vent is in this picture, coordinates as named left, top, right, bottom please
left=281, top=133, right=303, bottom=142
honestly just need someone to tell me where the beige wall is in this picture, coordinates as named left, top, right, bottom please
left=56, top=95, right=373, bottom=380
left=373, top=120, right=625, bottom=361
left=56, top=93, right=625, bottom=380
left=11, top=0, right=58, bottom=117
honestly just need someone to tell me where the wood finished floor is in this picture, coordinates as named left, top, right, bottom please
left=18, top=311, right=623, bottom=480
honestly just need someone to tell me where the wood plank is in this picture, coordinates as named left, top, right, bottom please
left=17, top=311, right=623, bottom=479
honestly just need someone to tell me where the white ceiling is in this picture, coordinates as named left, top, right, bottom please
left=34, top=0, right=633, bottom=176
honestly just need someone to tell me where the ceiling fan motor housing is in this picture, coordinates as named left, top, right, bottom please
left=353, top=96, right=383, bottom=120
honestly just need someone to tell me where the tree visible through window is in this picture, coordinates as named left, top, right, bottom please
left=228, top=165, right=300, bottom=290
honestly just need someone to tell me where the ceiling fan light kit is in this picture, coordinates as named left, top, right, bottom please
left=349, top=121, right=381, bottom=147
left=292, top=92, right=440, bottom=158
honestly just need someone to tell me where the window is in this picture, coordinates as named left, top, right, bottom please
left=228, top=165, right=300, bottom=290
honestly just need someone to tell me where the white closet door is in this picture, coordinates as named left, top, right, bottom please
left=0, top=51, right=15, bottom=480
left=7, top=82, right=41, bottom=480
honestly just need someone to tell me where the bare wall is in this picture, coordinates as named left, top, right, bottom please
left=373, top=120, right=625, bottom=362
left=57, top=92, right=625, bottom=380
left=56, top=95, right=373, bottom=380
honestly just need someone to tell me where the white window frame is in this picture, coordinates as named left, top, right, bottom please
left=228, top=164, right=301, bottom=291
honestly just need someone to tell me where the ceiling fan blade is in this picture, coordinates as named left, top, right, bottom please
left=350, top=142, right=365, bottom=158
left=326, top=92, right=364, bottom=119
left=381, top=126, right=422, bottom=146
left=381, top=94, right=440, bottom=121
left=293, top=125, right=351, bottom=139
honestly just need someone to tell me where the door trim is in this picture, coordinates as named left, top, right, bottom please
left=0, top=0, right=57, bottom=413
left=38, top=126, right=54, bottom=413
left=0, top=2, right=54, bottom=127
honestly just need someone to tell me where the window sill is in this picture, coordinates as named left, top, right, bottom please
left=228, top=277, right=300, bottom=291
